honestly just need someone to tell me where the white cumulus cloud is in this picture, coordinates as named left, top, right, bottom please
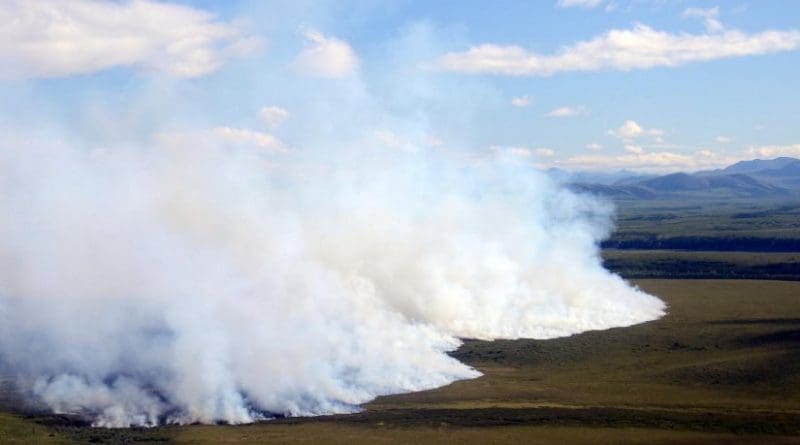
left=0, top=0, right=260, bottom=79
left=214, top=127, right=288, bottom=152
left=292, top=29, right=358, bottom=78
left=608, top=120, right=664, bottom=140
left=564, top=149, right=736, bottom=173
left=746, top=143, right=800, bottom=158
left=545, top=105, right=588, bottom=118
left=259, top=106, right=290, bottom=128
left=624, top=144, right=644, bottom=154
left=437, top=24, right=800, bottom=76
left=564, top=141, right=800, bottom=173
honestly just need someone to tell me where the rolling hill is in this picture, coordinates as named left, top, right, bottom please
left=569, top=157, right=800, bottom=200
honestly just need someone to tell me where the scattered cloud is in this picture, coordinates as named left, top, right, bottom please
left=214, top=127, right=288, bottom=152
left=556, top=0, right=603, bottom=9
left=608, top=120, right=664, bottom=140
left=562, top=143, right=800, bottom=173
left=715, top=135, right=732, bottom=143
left=683, top=7, right=724, bottom=33
left=585, top=143, right=603, bottom=151
left=437, top=24, right=800, bottom=76
left=563, top=149, right=736, bottom=173
left=0, top=0, right=260, bottom=79
left=545, top=105, right=588, bottom=118
left=154, top=127, right=288, bottom=154
left=259, top=106, right=290, bottom=128
left=746, top=143, right=800, bottom=158
left=292, top=28, right=358, bottom=78
left=511, top=96, right=532, bottom=107
left=490, top=145, right=555, bottom=158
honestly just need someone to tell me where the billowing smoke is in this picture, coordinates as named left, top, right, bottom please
left=0, top=132, right=664, bottom=426
left=0, top=3, right=665, bottom=427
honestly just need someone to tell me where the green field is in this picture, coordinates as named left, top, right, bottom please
left=604, top=199, right=800, bottom=250
left=600, top=199, right=800, bottom=281
left=603, top=250, right=800, bottom=280
left=3, top=279, right=800, bottom=444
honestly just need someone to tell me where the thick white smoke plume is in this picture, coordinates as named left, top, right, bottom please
left=0, top=133, right=664, bottom=426
left=0, top=2, right=664, bottom=427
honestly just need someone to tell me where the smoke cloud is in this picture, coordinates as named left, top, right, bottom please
left=0, top=133, right=664, bottom=426
left=0, top=2, right=665, bottom=428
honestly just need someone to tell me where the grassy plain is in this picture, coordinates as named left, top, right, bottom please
left=601, top=199, right=800, bottom=280
left=604, top=199, right=800, bottom=250
left=603, top=250, right=800, bottom=280
left=3, top=279, right=800, bottom=444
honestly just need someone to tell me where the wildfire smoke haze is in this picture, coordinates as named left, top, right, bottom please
left=0, top=0, right=666, bottom=428
left=0, top=136, right=664, bottom=426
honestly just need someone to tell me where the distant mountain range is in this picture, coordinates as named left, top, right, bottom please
left=565, top=157, right=800, bottom=200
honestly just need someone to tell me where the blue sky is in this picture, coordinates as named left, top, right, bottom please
left=1, top=0, right=799, bottom=172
